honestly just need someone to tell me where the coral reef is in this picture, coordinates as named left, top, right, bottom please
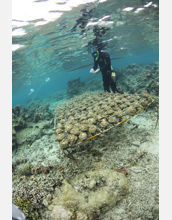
left=13, top=179, right=48, bottom=219
left=12, top=62, right=159, bottom=220
left=32, top=165, right=54, bottom=175
left=14, top=120, right=53, bottom=147
left=12, top=103, right=54, bottom=149
left=12, top=105, right=26, bottom=148
left=20, top=102, right=54, bottom=123
left=54, top=91, right=154, bottom=150
left=45, top=169, right=131, bottom=219
left=64, top=63, right=158, bottom=100
left=67, top=77, right=85, bottom=98
left=12, top=104, right=20, bottom=117
left=116, top=62, right=159, bottom=96
left=12, top=103, right=159, bottom=220
left=12, top=170, right=60, bottom=219
left=13, top=197, right=39, bottom=220
left=12, top=105, right=26, bottom=131
left=15, top=162, right=54, bottom=176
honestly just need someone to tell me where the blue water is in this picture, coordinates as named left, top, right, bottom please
left=12, top=0, right=159, bottom=107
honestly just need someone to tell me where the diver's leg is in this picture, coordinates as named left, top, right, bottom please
left=111, top=80, right=123, bottom=93
left=102, top=74, right=110, bottom=92
left=110, top=79, right=117, bottom=93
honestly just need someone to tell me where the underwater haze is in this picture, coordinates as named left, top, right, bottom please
left=12, top=1, right=160, bottom=219
left=12, top=0, right=159, bottom=106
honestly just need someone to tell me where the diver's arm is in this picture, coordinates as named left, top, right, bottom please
left=90, top=59, right=99, bottom=74
left=94, top=69, right=100, bottom=74
left=93, top=58, right=98, bottom=70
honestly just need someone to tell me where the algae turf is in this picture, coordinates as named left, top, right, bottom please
left=45, top=169, right=131, bottom=219
left=91, top=149, right=103, bottom=157
left=18, top=163, right=33, bottom=176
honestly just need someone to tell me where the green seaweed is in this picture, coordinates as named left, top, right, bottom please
left=13, top=197, right=39, bottom=220
left=18, top=163, right=33, bottom=176
left=130, top=161, right=138, bottom=166
left=91, top=149, right=103, bottom=157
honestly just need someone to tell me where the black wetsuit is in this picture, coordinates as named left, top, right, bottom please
left=93, top=51, right=117, bottom=93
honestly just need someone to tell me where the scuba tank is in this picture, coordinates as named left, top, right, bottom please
left=111, top=66, right=116, bottom=82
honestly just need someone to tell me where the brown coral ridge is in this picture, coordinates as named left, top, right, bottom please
left=54, top=91, right=153, bottom=150
left=115, top=167, right=129, bottom=175
left=32, top=165, right=54, bottom=174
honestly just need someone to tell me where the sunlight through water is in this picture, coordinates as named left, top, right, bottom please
left=12, top=0, right=159, bottom=106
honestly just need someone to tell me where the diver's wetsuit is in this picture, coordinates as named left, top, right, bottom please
left=93, top=51, right=117, bottom=93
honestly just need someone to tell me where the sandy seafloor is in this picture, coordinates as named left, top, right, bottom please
left=12, top=96, right=159, bottom=220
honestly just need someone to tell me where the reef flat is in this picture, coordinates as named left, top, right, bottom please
left=12, top=96, right=159, bottom=219
left=12, top=62, right=159, bottom=220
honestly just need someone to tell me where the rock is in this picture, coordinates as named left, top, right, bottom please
left=50, top=205, right=74, bottom=220
left=15, top=120, right=52, bottom=146
left=115, top=208, right=125, bottom=215
left=12, top=102, right=54, bottom=149
left=12, top=105, right=20, bottom=117
left=88, top=179, right=96, bottom=190
left=42, top=129, right=54, bottom=135
left=152, top=204, right=159, bottom=218
left=48, top=169, right=131, bottom=219
left=113, top=216, right=123, bottom=220
left=130, top=166, right=143, bottom=173
left=76, top=211, right=88, bottom=220
left=15, top=126, right=43, bottom=146
left=131, top=140, right=140, bottom=147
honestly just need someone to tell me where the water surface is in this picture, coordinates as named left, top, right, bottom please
left=12, top=0, right=159, bottom=106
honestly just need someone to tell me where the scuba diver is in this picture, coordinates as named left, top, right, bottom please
left=90, top=48, right=120, bottom=93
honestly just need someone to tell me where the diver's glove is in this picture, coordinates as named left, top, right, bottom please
left=90, top=68, right=100, bottom=74
left=94, top=69, right=100, bottom=74
left=90, top=68, right=95, bottom=74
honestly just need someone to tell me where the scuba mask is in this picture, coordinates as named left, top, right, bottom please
left=91, top=50, right=99, bottom=60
